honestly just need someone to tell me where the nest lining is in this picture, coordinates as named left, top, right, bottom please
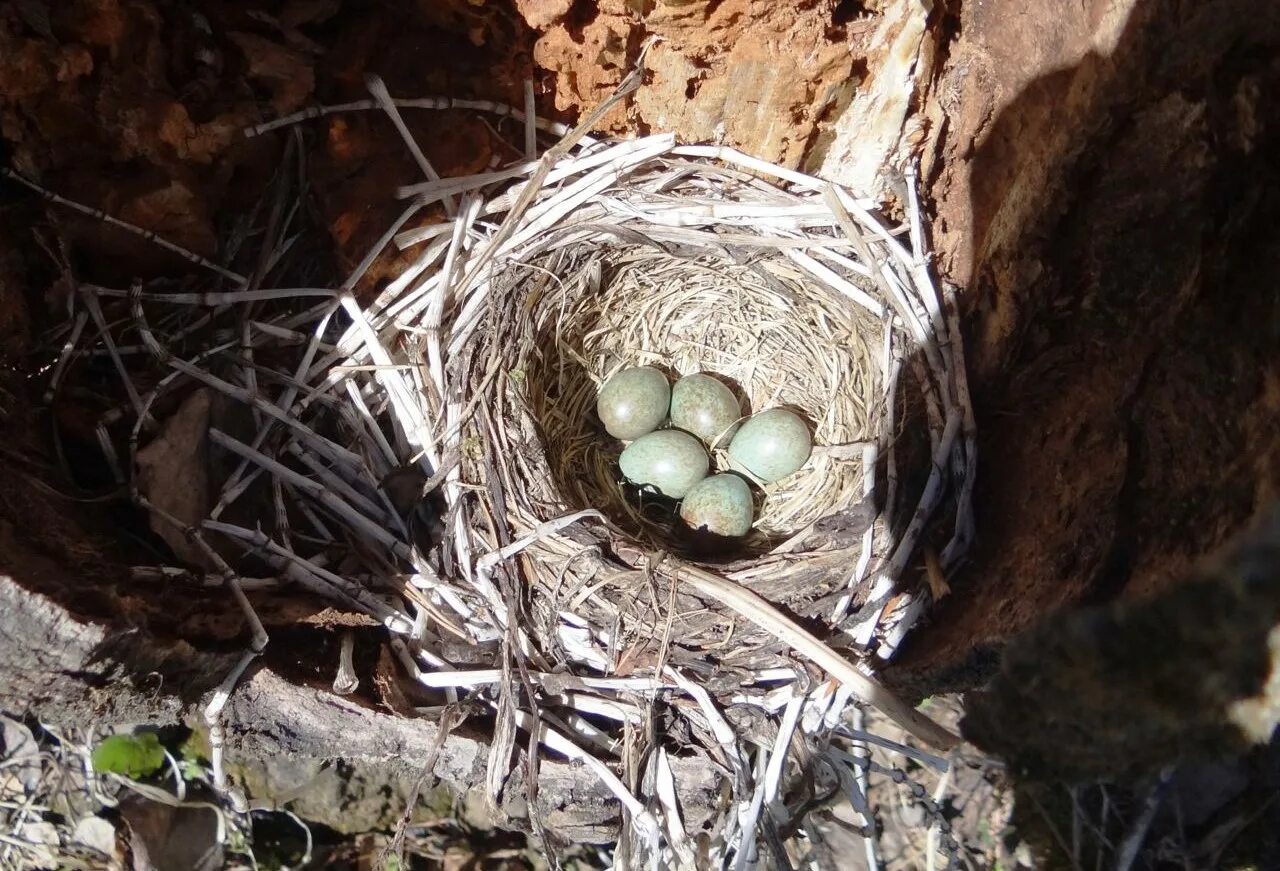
left=512, top=243, right=883, bottom=546
left=17, top=66, right=976, bottom=866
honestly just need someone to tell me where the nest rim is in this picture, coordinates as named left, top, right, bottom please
left=447, top=139, right=961, bottom=666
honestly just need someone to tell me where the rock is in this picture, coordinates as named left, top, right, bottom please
left=72, top=815, right=125, bottom=867
left=119, top=793, right=223, bottom=871
left=0, top=715, right=40, bottom=797
left=136, top=389, right=212, bottom=568
left=15, top=821, right=60, bottom=869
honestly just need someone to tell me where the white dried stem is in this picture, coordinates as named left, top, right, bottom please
left=2, top=167, right=246, bottom=284
left=940, top=282, right=978, bottom=571
left=167, top=356, right=362, bottom=470
left=266, top=481, right=293, bottom=563
left=831, top=442, right=880, bottom=623
left=79, top=287, right=144, bottom=418
left=850, top=408, right=962, bottom=651
left=333, top=631, right=359, bottom=695
left=876, top=595, right=927, bottom=661
left=426, top=195, right=483, bottom=401
left=366, top=75, right=456, bottom=217
left=210, top=302, right=343, bottom=513
left=130, top=566, right=281, bottom=590
left=508, top=706, right=662, bottom=845
left=925, top=758, right=954, bottom=871
left=292, top=488, right=337, bottom=543
left=785, top=249, right=886, bottom=318
left=284, top=441, right=390, bottom=527
left=394, top=221, right=458, bottom=249
left=523, top=80, right=537, bottom=161
left=835, top=724, right=949, bottom=772
left=732, top=752, right=770, bottom=871
left=876, top=410, right=962, bottom=590
left=653, top=748, right=695, bottom=868
left=94, top=421, right=125, bottom=484
left=847, top=710, right=880, bottom=871
left=343, top=380, right=400, bottom=472
left=408, top=667, right=668, bottom=692
left=663, top=669, right=753, bottom=788
left=89, top=284, right=336, bottom=305
left=667, top=562, right=959, bottom=751
left=42, top=310, right=87, bottom=402
left=204, top=649, right=258, bottom=812
left=244, top=96, right=586, bottom=144
left=763, top=695, right=804, bottom=815
left=204, top=519, right=414, bottom=634
left=208, top=428, right=410, bottom=563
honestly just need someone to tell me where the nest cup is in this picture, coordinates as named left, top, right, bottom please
left=458, top=137, right=947, bottom=644
left=513, top=244, right=884, bottom=558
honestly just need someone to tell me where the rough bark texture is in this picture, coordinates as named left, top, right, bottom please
left=890, top=0, right=1280, bottom=690
left=959, top=508, right=1280, bottom=870
left=521, top=0, right=872, bottom=168
left=962, top=507, right=1280, bottom=783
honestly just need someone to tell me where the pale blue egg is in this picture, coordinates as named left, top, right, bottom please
left=679, top=473, right=754, bottom=537
left=670, top=373, right=742, bottom=446
left=596, top=366, right=670, bottom=440
left=619, top=429, right=709, bottom=498
left=727, top=408, right=812, bottom=483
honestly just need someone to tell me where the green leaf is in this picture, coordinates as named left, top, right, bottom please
left=91, top=732, right=165, bottom=779
left=179, top=730, right=210, bottom=764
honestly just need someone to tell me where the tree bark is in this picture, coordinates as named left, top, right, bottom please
left=962, top=507, right=1280, bottom=783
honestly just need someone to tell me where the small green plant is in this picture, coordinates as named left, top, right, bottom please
left=91, top=732, right=165, bottom=779
left=178, top=731, right=210, bottom=781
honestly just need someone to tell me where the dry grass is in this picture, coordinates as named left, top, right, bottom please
left=513, top=244, right=883, bottom=549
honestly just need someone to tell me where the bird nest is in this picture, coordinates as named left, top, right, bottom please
left=12, top=62, right=976, bottom=867
left=456, top=139, right=974, bottom=668
left=477, top=219, right=892, bottom=649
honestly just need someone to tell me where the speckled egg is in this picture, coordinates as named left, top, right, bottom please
left=619, top=429, right=709, bottom=499
left=596, top=366, right=670, bottom=440
left=669, top=373, right=742, bottom=445
left=679, top=473, right=754, bottom=538
left=727, top=408, right=812, bottom=483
